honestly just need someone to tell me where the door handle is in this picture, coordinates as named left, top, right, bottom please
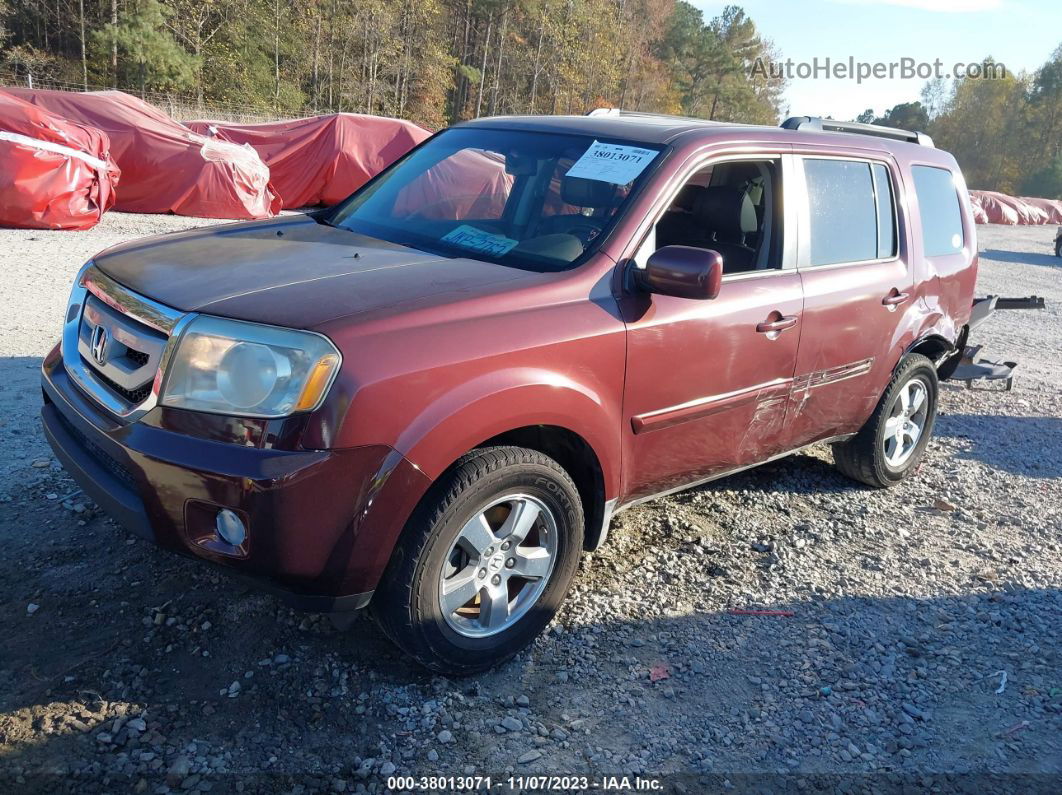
left=882, top=290, right=910, bottom=306
left=756, top=315, right=798, bottom=333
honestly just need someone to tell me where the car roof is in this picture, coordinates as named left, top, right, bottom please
left=458, top=113, right=954, bottom=165
left=459, top=113, right=746, bottom=145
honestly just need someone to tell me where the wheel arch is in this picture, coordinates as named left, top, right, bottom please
left=903, top=329, right=963, bottom=380
left=475, top=425, right=609, bottom=551
left=393, top=371, right=622, bottom=549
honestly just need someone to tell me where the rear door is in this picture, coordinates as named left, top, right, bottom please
left=784, top=152, right=913, bottom=449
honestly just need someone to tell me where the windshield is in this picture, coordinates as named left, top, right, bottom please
left=329, top=128, right=664, bottom=271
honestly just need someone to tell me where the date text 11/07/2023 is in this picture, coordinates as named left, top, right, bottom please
left=386, top=775, right=664, bottom=791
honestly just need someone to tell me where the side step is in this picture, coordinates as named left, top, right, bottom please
left=950, top=345, right=1017, bottom=391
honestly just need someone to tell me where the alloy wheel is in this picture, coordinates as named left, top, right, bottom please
left=882, top=377, right=929, bottom=468
left=438, top=494, right=558, bottom=638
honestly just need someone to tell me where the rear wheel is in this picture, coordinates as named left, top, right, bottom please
left=832, top=354, right=938, bottom=488
left=1055, top=238, right=1062, bottom=258
left=371, top=446, right=583, bottom=675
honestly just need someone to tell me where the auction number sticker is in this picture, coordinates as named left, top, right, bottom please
left=565, top=141, right=658, bottom=185
left=441, top=225, right=520, bottom=257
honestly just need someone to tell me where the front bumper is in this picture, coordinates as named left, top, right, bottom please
left=41, top=345, right=431, bottom=613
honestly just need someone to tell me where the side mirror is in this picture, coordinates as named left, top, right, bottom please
left=632, top=246, right=723, bottom=300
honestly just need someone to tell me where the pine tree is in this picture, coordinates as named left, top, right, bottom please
left=93, top=0, right=198, bottom=94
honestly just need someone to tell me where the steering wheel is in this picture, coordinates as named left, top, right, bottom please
left=560, top=220, right=602, bottom=244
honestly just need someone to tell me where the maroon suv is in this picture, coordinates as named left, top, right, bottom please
left=42, top=112, right=977, bottom=673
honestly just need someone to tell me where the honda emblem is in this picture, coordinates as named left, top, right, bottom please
left=90, top=325, right=109, bottom=366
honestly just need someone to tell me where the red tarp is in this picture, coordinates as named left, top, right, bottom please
left=970, top=190, right=1062, bottom=225
left=185, top=113, right=430, bottom=208
left=5, top=88, right=279, bottom=219
left=970, top=199, right=988, bottom=225
left=971, top=191, right=1020, bottom=225
left=0, top=90, right=119, bottom=230
left=1019, top=196, right=1062, bottom=224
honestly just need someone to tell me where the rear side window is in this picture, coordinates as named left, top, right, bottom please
left=803, top=159, right=897, bottom=266
left=912, top=165, right=964, bottom=256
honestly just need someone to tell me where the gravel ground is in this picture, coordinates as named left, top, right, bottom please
left=0, top=217, right=1059, bottom=793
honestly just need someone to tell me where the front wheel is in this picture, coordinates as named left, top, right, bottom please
left=832, top=354, right=939, bottom=488
left=371, top=446, right=584, bottom=675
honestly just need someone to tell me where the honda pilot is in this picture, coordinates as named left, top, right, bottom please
left=42, top=112, right=977, bottom=673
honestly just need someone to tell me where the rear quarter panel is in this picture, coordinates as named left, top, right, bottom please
left=900, top=151, right=978, bottom=354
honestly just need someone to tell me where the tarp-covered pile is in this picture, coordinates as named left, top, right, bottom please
left=1019, top=196, right=1062, bottom=224
left=969, top=189, right=1062, bottom=225
left=5, top=87, right=280, bottom=219
left=0, top=89, right=120, bottom=230
left=185, top=113, right=430, bottom=208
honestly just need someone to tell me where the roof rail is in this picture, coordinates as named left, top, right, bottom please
left=585, top=107, right=724, bottom=124
left=781, top=116, right=934, bottom=147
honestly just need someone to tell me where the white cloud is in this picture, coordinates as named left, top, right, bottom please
left=828, top=0, right=1003, bottom=11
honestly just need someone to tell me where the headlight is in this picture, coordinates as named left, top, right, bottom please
left=160, top=315, right=341, bottom=418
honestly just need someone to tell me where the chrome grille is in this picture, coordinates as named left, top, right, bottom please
left=62, top=264, right=192, bottom=422
left=78, top=294, right=167, bottom=406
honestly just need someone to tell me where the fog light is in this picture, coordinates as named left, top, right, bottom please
left=215, top=509, right=246, bottom=546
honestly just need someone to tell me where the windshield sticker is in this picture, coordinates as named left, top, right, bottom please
left=565, top=141, right=658, bottom=185
left=441, top=225, right=520, bottom=257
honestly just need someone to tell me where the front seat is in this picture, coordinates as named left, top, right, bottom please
left=690, top=186, right=758, bottom=272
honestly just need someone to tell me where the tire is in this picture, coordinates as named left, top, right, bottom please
left=1055, top=239, right=1062, bottom=258
left=370, top=446, right=584, bottom=675
left=832, top=354, right=939, bottom=488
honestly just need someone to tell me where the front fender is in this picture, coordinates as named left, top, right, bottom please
left=395, top=368, right=622, bottom=498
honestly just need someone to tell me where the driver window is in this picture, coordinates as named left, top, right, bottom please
left=655, top=159, right=782, bottom=274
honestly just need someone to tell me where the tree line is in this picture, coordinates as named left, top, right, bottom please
left=858, top=46, right=1062, bottom=198
left=0, top=0, right=785, bottom=128
left=2, top=0, right=1057, bottom=197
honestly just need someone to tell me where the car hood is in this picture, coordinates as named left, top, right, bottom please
left=92, top=214, right=539, bottom=329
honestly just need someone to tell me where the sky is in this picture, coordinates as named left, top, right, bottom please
left=693, top=0, right=1060, bottom=121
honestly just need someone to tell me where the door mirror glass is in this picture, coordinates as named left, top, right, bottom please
left=633, top=246, right=723, bottom=300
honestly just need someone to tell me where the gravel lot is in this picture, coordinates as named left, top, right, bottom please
left=0, top=217, right=1059, bottom=792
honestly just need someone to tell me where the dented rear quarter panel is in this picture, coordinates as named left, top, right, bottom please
left=901, top=151, right=978, bottom=349
left=785, top=141, right=978, bottom=447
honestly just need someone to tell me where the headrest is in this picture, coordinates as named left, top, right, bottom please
left=693, top=186, right=757, bottom=237
left=561, top=176, right=620, bottom=208
left=670, top=184, right=706, bottom=213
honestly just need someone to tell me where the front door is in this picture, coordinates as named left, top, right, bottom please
left=618, top=154, right=803, bottom=502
